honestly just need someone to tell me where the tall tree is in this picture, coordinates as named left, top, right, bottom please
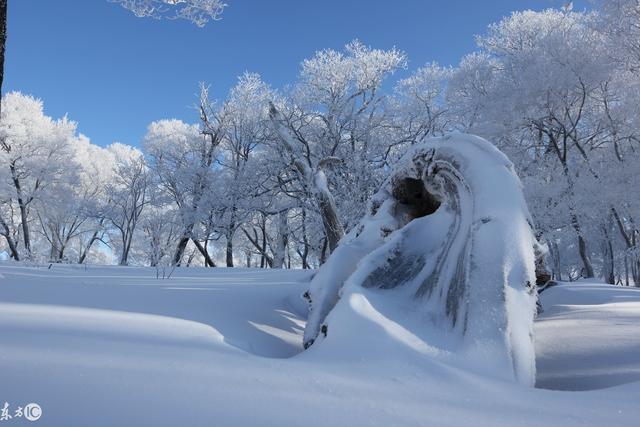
left=269, top=41, right=406, bottom=254
left=0, top=92, right=76, bottom=259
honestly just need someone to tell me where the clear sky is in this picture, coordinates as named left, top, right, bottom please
left=5, top=0, right=587, bottom=147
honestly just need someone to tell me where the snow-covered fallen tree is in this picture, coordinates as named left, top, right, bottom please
left=303, top=134, right=541, bottom=386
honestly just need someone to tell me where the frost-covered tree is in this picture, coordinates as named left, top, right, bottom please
left=0, top=92, right=76, bottom=259
left=111, top=0, right=226, bottom=26
left=391, top=63, right=451, bottom=148
left=69, top=136, right=117, bottom=264
left=140, top=195, right=181, bottom=267
left=214, top=73, right=274, bottom=266
left=101, top=144, right=150, bottom=266
left=34, top=135, right=113, bottom=262
left=3, top=2, right=640, bottom=279
left=600, top=0, right=640, bottom=72
left=144, top=117, right=222, bottom=265
left=447, top=9, right=616, bottom=279
left=269, top=41, right=407, bottom=254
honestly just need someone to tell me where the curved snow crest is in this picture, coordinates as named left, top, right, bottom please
left=304, top=133, right=538, bottom=386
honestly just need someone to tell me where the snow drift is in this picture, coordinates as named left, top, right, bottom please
left=303, top=133, right=539, bottom=385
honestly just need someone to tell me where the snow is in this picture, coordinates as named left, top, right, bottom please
left=1, top=263, right=639, bottom=426
left=535, top=281, right=640, bottom=391
left=305, top=134, right=538, bottom=385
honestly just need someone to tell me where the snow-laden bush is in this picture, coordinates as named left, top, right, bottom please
left=303, top=134, right=539, bottom=386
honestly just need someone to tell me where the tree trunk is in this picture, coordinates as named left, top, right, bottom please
left=57, top=241, right=67, bottom=262
left=269, top=103, right=345, bottom=255
left=79, top=230, right=100, bottom=264
left=549, top=241, right=562, bottom=281
left=3, top=235, right=18, bottom=260
left=260, top=214, right=267, bottom=268
left=49, top=241, right=59, bottom=263
left=301, top=208, right=310, bottom=269
left=17, top=202, right=31, bottom=257
left=601, top=225, right=615, bottom=285
left=272, top=210, right=288, bottom=269
left=320, top=237, right=328, bottom=265
left=119, top=235, right=131, bottom=266
left=0, top=215, right=19, bottom=261
left=0, top=0, right=7, bottom=110
left=316, top=173, right=344, bottom=253
left=225, top=206, right=236, bottom=267
left=9, top=165, right=32, bottom=258
left=577, top=234, right=594, bottom=278
left=571, top=213, right=594, bottom=278
left=192, top=238, right=215, bottom=267
left=173, top=234, right=190, bottom=266
left=625, top=254, right=630, bottom=286
left=225, top=233, right=234, bottom=267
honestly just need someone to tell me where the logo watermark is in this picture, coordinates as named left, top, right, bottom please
left=1, top=402, right=42, bottom=422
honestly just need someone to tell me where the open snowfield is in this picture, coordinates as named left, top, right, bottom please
left=1, top=263, right=639, bottom=427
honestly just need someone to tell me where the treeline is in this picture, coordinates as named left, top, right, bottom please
left=1, top=2, right=639, bottom=284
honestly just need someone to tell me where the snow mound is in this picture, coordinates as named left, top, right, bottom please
left=304, top=133, right=539, bottom=385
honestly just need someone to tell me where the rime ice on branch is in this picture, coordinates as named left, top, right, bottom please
left=112, top=0, right=226, bottom=27
left=303, top=134, right=540, bottom=386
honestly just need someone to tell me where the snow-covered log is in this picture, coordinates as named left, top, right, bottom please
left=303, top=133, right=539, bottom=386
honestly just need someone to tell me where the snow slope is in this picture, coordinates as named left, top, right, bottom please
left=535, top=281, right=640, bottom=391
left=1, top=263, right=639, bottom=427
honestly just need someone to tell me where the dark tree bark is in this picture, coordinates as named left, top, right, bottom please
left=225, top=206, right=236, bottom=267
left=241, top=225, right=273, bottom=268
left=260, top=214, right=267, bottom=268
left=79, top=218, right=106, bottom=264
left=272, top=209, right=288, bottom=269
left=192, top=238, right=216, bottom=267
left=0, top=1, right=10, bottom=260
left=269, top=103, right=345, bottom=255
left=300, top=208, right=310, bottom=269
left=317, top=190, right=343, bottom=253
left=572, top=215, right=594, bottom=278
left=225, top=233, right=234, bottom=267
left=78, top=233, right=98, bottom=264
left=173, top=235, right=190, bottom=265
left=0, top=0, right=7, bottom=107
left=0, top=215, right=19, bottom=261
left=9, top=162, right=33, bottom=258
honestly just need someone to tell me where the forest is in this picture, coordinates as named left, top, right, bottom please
left=1, top=1, right=639, bottom=287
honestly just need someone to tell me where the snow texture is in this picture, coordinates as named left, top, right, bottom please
left=1, top=264, right=639, bottom=426
left=535, top=280, right=640, bottom=390
left=304, top=133, right=538, bottom=385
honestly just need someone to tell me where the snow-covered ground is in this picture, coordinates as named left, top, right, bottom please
left=535, top=281, right=640, bottom=391
left=1, top=263, right=639, bottom=426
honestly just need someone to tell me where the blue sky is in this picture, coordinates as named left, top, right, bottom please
left=5, top=0, right=587, bottom=147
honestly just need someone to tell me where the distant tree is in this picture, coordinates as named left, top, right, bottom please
left=111, top=0, right=226, bottom=27
left=102, top=144, right=150, bottom=266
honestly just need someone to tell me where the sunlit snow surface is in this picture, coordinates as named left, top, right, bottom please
left=0, top=264, right=639, bottom=427
left=304, top=134, right=538, bottom=385
left=535, top=281, right=640, bottom=391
